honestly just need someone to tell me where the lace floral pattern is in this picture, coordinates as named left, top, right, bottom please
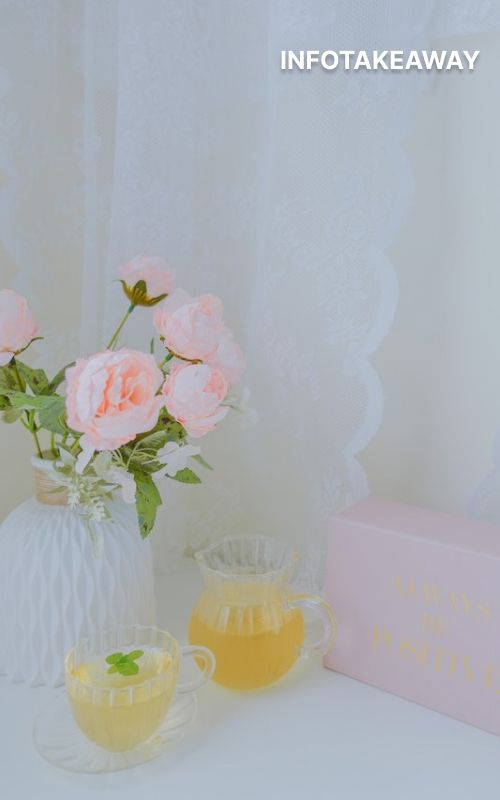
left=1, top=0, right=499, bottom=588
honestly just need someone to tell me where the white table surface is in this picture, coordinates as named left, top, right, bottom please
left=2, top=557, right=500, bottom=800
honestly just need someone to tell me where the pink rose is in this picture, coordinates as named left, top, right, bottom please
left=0, top=289, right=38, bottom=366
left=120, top=254, right=175, bottom=299
left=162, top=363, right=228, bottom=438
left=206, top=327, right=245, bottom=385
left=66, top=348, right=164, bottom=451
left=153, top=289, right=224, bottom=361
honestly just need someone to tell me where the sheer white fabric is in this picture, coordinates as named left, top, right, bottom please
left=0, top=0, right=499, bottom=585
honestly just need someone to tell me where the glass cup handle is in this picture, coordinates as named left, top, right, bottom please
left=287, top=593, right=337, bottom=658
left=177, top=644, right=216, bottom=693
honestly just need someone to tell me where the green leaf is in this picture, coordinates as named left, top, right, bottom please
left=5, top=391, right=51, bottom=410
left=169, top=467, right=201, bottom=484
left=127, top=455, right=162, bottom=474
left=130, top=458, right=164, bottom=475
left=141, top=460, right=165, bottom=475
left=47, top=362, right=74, bottom=394
left=16, top=362, right=49, bottom=395
left=127, top=650, right=144, bottom=662
left=0, top=367, right=20, bottom=412
left=136, top=430, right=169, bottom=451
left=133, top=471, right=162, bottom=539
left=192, top=454, right=214, bottom=471
left=149, top=337, right=155, bottom=355
left=106, top=649, right=144, bottom=675
left=1, top=406, right=22, bottom=423
left=106, top=652, right=125, bottom=665
left=165, top=420, right=186, bottom=441
left=39, top=396, right=67, bottom=435
left=0, top=366, right=17, bottom=394
left=3, top=392, right=67, bottom=434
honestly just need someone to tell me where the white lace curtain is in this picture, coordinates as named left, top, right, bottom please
left=1, top=0, right=499, bottom=583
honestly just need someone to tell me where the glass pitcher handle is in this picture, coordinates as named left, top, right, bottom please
left=177, top=645, right=216, bottom=693
left=287, top=593, right=337, bottom=657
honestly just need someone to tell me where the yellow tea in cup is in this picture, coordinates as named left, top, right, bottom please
left=67, top=647, right=174, bottom=752
left=65, top=626, right=215, bottom=753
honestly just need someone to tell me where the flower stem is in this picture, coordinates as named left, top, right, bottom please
left=159, top=352, right=174, bottom=369
left=11, top=358, right=44, bottom=459
left=163, top=349, right=201, bottom=366
left=106, top=304, right=136, bottom=350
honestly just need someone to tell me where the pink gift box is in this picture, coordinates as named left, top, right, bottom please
left=324, top=497, right=500, bottom=736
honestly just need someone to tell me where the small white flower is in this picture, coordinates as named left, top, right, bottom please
left=67, top=487, right=81, bottom=509
left=56, top=448, right=76, bottom=468
left=76, top=444, right=95, bottom=474
left=92, top=451, right=136, bottom=504
left=92, top=451, right=113, bottom=478
left=107, top=467, right=136, bottom=504
left=158, top=441, right=201, bottom=478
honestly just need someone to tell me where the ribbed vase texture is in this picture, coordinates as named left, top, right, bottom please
left=0, top=469, right=156, bottom=687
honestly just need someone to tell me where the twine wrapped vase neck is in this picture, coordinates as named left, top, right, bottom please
left=31, top=456, right=68, bottom=506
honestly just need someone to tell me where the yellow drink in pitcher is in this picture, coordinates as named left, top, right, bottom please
left=67, top=648, right=175, bottom=751
left=189, top=583, right=305, bottom=690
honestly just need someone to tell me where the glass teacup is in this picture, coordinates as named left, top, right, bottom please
left=188, top=536, right=336, bottom=690
left=65, top=625, right=215, bottom=752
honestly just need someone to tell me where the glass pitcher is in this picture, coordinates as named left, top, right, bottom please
left=188, top=536, right=336, bottom=690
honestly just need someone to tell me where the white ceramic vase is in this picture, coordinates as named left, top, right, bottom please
left=0, top=457, right=156, bottom=686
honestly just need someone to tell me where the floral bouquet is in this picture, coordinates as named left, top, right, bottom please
left=0, top=256, right=245, bottom=543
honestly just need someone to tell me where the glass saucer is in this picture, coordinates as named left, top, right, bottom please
left=33, top=690, right=197, bottom=773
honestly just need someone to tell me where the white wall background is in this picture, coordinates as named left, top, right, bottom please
left=1, top=2, right=500, bottom=583
left=362, top=31, right=500, bottom=519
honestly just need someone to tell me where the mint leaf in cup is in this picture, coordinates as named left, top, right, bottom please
left=106, top=652, right=125, bottom=665
left=106, top=649, right=144, bottom=676
left=127, top=650, right=145, bottom=661
left=118, top=661, right=139, bottom=676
